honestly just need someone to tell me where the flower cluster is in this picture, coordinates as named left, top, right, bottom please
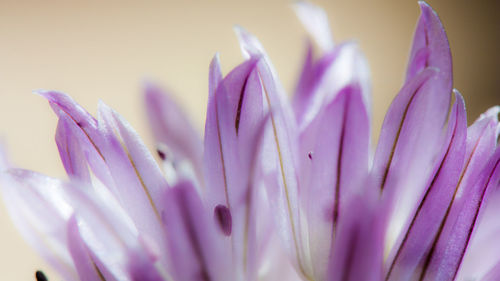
left=2, top=2, right=500, bottom=281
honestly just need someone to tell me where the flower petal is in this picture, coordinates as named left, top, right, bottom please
left=41, top=91, right=169, bottom=270
left=162, top=181, right=232, bottom=281
left=0, top=169, right=78, bottom=280
left=327, top=192, right=385, bottom=281
left=55, top=116, right=91, bottom=183
left=67, top=215, right=108, bottom=281
left=144, top=82, right=204, bottom=181
left=292, top=1, right=334, bottom=51
left=372, top=66, right=450, bottom=247
left=235, top=27, right=313, bottom=278
left=300, top=84, right=370, bottom=280
left=385, top=92, right=467, bottom=280
left=405, top=2, right=452, bottom=90
left=419, top=111, right=500, bottom=281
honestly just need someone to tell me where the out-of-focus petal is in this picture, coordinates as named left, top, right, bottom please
left=144, top=82, right=204, bottom=181
left=67, top=215, right=107, bottom=281
left=0, top=169, right=78, bottom=280
left=65, top=181, right=165, bottom=281
left=385, top=92, right=467, bottom=280
left=292, top=1, right=334, bottom=51
left=327, top=191, right=385, bottom=281
left=293, top=43, right=371, bottom=130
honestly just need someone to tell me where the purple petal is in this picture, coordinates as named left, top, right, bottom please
left=162, top=181, right=232, bottom=281
left=40, top=91, right=170, bottom=270
left=39, top=91, right=115, bottom=188
left=144, top=82, right=204, bottom=180
left=418, top=111, right=500, bottom=280
left=55, top=115, right=91, bottom=183
left=204, top=56, right=269, bottom=279
left=98, top=101, right=169, bottom=212
left=327, top=192, right=385, bottom=281
left=458, top=190, right=500, bottom=280
left=385, top=92, right=467, bottom=280
left=405, top=2, right=452, bottom=90
left=235, top=27, right=313, bottom=277
left=293, top=43, right=371, bottom=131
left=372, top=67, right=450, bottom=246
left=203, top=58, right=259, bottom=209
left=301, top=84, right=370, bottom=280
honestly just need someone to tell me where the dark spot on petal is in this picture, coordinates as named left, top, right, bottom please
left=308, top=151, right=313, bottom=160
left=235, top=75, right=250, bottom=135
left=35, top=271, right=48, bottom=281
left=214, top=204, right=232, bottom=236
left=156, top=149, right=166, bottom=161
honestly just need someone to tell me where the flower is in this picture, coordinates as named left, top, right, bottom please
left=1, top=1, right=499, bottom=281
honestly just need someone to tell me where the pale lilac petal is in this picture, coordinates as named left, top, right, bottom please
left=372, top=67, right=450, bottom=246
left=385, top=93, right=467, bottom=280
left=144, top=82, right=204, bottom=180
left=292, top=1, right=334, bottom=51
left=65, top=182, right=164, bottom=281
left=40, top=91, right=169, bottom=271
left=98, top=101, right=169, bottom=211
left=204, top=56, right=269, bottom=279
left=301, top=84, right=370, bottom=280
left=67, top=215, right=107, bottom=281
left=162, top=181, right=232, bottom=281
left=0, top=169, right=78, bottom=280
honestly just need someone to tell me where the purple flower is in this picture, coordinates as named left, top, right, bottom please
left=1, top=1, right=499, bottom=281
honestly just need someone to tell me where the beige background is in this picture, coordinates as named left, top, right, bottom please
left=0, top=0, right=498, bottom=279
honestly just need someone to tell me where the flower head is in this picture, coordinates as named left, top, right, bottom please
left=2, top=1, right=500, bottom=281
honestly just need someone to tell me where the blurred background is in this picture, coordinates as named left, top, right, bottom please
left=0, top=0, right=498, bottom=279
